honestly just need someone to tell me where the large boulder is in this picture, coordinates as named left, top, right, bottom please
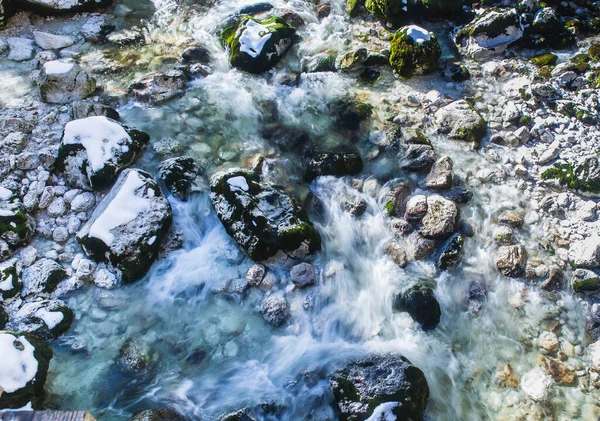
left=523, top=7, right=575, bottom=49
left=330, top=354, right=429, bottom=421
left=57, top=116, right=150, bottom=190
left=418, top=195, right=458, bottom=239
left=306, top=153, right=363, bottom=181
left=210, top=169, right=321, bottom=261
left=77, top=169, right=172, bottom=283
left=365, top=0, right=415, bottom=26
left=11, top=300, right=73, bottom=340
left=222, top=16, right=296, bottom=74
left=158, top=157, right=198, bottom=201
left=389, top=25, right=441, bottom=79
left=394, top=284, right=441, bottom=330
left=0, top=331, right=53, bottom=409
left=38, top=60, right=96, bottom=104
left=455, top=8, right=523, bottom=61
left=435, top=100, right=487, bottom=145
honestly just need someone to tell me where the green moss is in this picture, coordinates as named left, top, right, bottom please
left=519, top=88, right=532, bottom=101
left=456, top=8, right=519, bottom=43
left=541, top=158, right=600, bottom=194
left=421, top=0, right=462, bottom=18
left=347, top=0, right=364, bottom=16
left=518, top=115, right=532, bottom=127
left=455, top=118, right=487, bottom=144
left=531, top=53, right=558, bottom=67
left=571, top=53, right=591, bottom=72
left=573, top=274, right=600, bottom=293
left=385, top=201, right=394, bottom=215
left=389, top=29, right=441, bottom=78
left=365, top=0, right=409, bottom=26
left=589, top=44, right=600, bottom=61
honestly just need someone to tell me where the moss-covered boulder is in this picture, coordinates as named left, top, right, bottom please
left=365, top=0, right=415, bottom=26
left=330, top=96, right=373, bottom=130
left=394, top=284, right=441, bottom=330
left=531, top=53, right=558, bottom=67
left=0, top=258, right=23, bottom=300
left=435, top=99, right=487, bottom=145
left=422, top=0, right=462, bottom=19
left=0, top=199, right=35, bottom=256
left=523, top=7, right=576, bottom=49
left=306, top=153, right=364, bottom=181
left=389, top=25, right=441, bottom=78
left=77, top=169, right=173, bottom=283
left=12, top=300, right=73, bottom=340
left=222, top=16, right=296, bottom=74
left=572, top=269, right=600, bottom=293
left=0, top=331, right=53, bottom=409
left=541, top=157, right=600, bottom=195
left=330, top=354, right=429, bottom=420
left=455, top=8, right=523, bottom=61
left=210, top=169, right=321, bottom=261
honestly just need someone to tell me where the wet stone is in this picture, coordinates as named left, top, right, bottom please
left=290, top=262, right=316, bottom=288
left=260, top=294, right=290, bottom=327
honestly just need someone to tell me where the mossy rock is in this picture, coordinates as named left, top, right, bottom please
left=0, top=331, right=53, bottom=409
left=347, top=0, right=365, bottom=17
left=523, top=7, right=576, bottom=49
left=0, top=258, right=23, bottom=300
left=589, top=43, right=600, bottom=61
left=17, top=300, right=74, bottom=340
left=422, top=0, right=462, bottom=19
left=571, top=53, right=591, bottom=72
left=330, top=96, right=373, bottom=130
left=541, top=157, right=600, bottom=194
left=365, top=0, right=413, bottom=26
left=437, top=233, right=464, bottom=270
left=435, top=99, right=487, bottom=145
left=222, top=15, right=296, bottom=74
left=306, top=153, right=364, bottom=181
left=0, top=200, right=35, bottom=253
left=519, top=115, right=532, bottom=127
left=394, top=284, right=441, bottom=329
left=531, top=53, right=558, bottom=67
left=389, top=25, right=441, bottom=78
left=572, top=269, right=600, bottom=293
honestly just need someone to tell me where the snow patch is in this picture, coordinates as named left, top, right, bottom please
left=0, top=273, right=14, bottom=291
left=239, top=20, right=273, bottom=58
left=227, top=176, right=249, bottom=192
left=35, top=308, right=64, bottom=330
left=0, top=186, right=12, bottom=200
left=43, top=60, right=75, bottom=75
left=88, top=171, right=152, bottom=246
left=0, top=333, right=39, bottom=393
left=366, top=402, right=401, bottom=421
left=0, top=209, right=15, bottom=217
left=404, top=25, right=431, bottom=44
left=63, top=116, right=132, bottom=172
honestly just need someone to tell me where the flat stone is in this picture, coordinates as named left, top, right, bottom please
left=33, top=31, right=76, bottom=50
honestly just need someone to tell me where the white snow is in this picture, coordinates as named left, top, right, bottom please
left=43, top=60, right=75, bottom=75
left=227, top=176, right=249, bottom=192
left=0, top=332, right=39, bottom=393
left=0, top=209, right=15, bottom=217
left=239, top=20, right=273, bottom=58
left=88, top=171, right=152, bottom=246
left=35, top=308, right=64, bottom=330
left=148, top=236, right=157, bottom=245
left=63, top=116, right=132, bottom=172
left=0, top=186, right=12, bottom=200
left=404, top=25, right=431, bottom=44
left=0, top=273, right=14, bottom=291
left=590, top=341, right=600, bottom=369
left=366, top=402, right=400, bottom=421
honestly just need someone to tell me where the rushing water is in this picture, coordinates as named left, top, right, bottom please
left=2, top=0, right=598, bottom=419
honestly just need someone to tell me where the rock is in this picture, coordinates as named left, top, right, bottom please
left=541, top=157, right=600, bottom=196
left=498, top=210, right=524, bottom=228
left=128, top=70, right=187, bottom=105
left=57, top=116, right=149, bottom=190
left=246, top=263, right=266, bottom=287
left=71, top=101, right=120, bottom=120
left=94, top=267, right=118, bottom=289
left=572, top=268, right=600, bottom=293
left=52, top=226, right=69, bottom=243
left=80, top=14, right=114, bottom=42
left=222, top=16, right=295, bottom=74
left=494, top=226, right=514, bottom=245
left=330, top=96, right=373, bottom=130
left=437, top=233, right=463, bottom=270
left=12, top=300, right=73, bottom=340
left=540, top=265, right=564, bottom=291
left=405, top=195, right=428, bottom=222
left=260, top=294, right=290, bottom=327
left=22, top=258, right=67, bottom=296
left=0, top=199, right=35, bottom=256
left=128, top=409, right=188, bottom=421
left=523, top=7, right=575, bottom=49
left=343, top=196, right=367, bottom=217
left=389, top=25, right=441, bottom=79
left=158, top=157, right=197, bottom=201
left=410, top=233, right=436, bottom=260
left=337, top=48, right=367, bottom=72
left=118, top=337, right=154, bottom=375
left=441, top=61, right=471, bottom=82
left=418, top=195, right=458, bottom=239
left=210, top=169, right=320, bottom=261
left=33, top=31, right=75, bottom=50
left=365, top=0, right=413, bottom=26
left=330, top=354, right=429, bottom=421
left=6, top=37, right=35, bottom=61
left=394, top=284, right=441, bottom=330
left=38, top=60, right=96, bottom=104
left=0, top=331, right=53, bottom=409
left=569, top=235, right=600, bottom=268
left=47, top=197, right=67, bottom=217
left=305, top=153, right=363, bottom=181
left=435, top=100, right=487, bottom=145
left=384, top=242, right=407, bottom=268
left=70, top=192, right=95, bottom=212
left=0, top=258, right=22, bottom=299
left=454, top=8, right=523, bottom=61
left=290, top=262, right=315, bottom=288
left=385, top=183, right=410, bottom=217
left=18, top=0, right=111, bottom=13
left=495, top=244, right=527, bottom=277
left=422, top=0, right=462, bottom=19
left=496, top=364, right=519, bottom=388
left=401, top=144, right=435, bottom=172
left=520, top=367, right=553, bottom=402
left=77, top=169, right=172, bottom=283
left=425, top=156, right=453, bottom=189
left=538, top=331, right=559, bottom=353
left=107, top=27, right=144, bottom=46
left=0, top=305, right=6, bottom=329
left=589, top=341, right=600, bottom=370
left=537, top=355, right=576, bottom=386
left=1, top=132, right=28, bottom=154
left=182, top=44, right=211, bottom=64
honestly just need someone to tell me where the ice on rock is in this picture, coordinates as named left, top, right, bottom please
left=0, top=332, right=38, bottom=393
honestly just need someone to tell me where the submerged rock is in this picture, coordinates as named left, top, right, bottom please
left=495, top=244, right=527, bottom=277
left=290, top=262, right=316, bottom=288
left=77, top=169, right=173, bottom=283
left=57, top=116, right=150, bottom=190
left=222, top=16, right=296, bottom=74
left=38, top=60, right=96, bottom=104
left=210, top=169, right=321, bottom=261
left=389, top=25, right=441, bottom=78
left=128, top=409, right=188, bottom=421
left=330, top=354, right=429, bottom=421
left=394, top=284, right=441, bottom=330
left=128, top=70, right=187, bottom=105
left=158, top=157, right=198, bottom=201
left=0, top=331, right=53, bottom=409
left=455, top=8, right=523, bottom=61
left=306, top=153, right=363, bottom=181
left=435, top=100, right=487, bottom=145
left=118, top=337, right=155, bottom=375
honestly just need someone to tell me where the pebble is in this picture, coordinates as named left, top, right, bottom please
left=290, top=263, right=316, bottom=288
left=52, top=226, right=69, bottom=243
left=47, top=197, right=67, bottom=217
left=70, top=192, right=95, bottom=212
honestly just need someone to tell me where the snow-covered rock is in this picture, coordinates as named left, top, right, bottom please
left=77, top=169, right=172, bottom=283
left=38, top=60, right=96, bottom=104
left=10, top=300, right=73, bottom=340
left=22, top=258, right=67, bottom=297
left=0, top=258, right=23, bottom=299
left=57, top=116, right=149, bottom=190
left=569, top=235, right=600, bottom=268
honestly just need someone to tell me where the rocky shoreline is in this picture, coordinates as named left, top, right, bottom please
left=1, top=0, right=600, bottom=419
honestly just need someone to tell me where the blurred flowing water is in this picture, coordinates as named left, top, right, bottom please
left=1, top=0, right=593, bottom=420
